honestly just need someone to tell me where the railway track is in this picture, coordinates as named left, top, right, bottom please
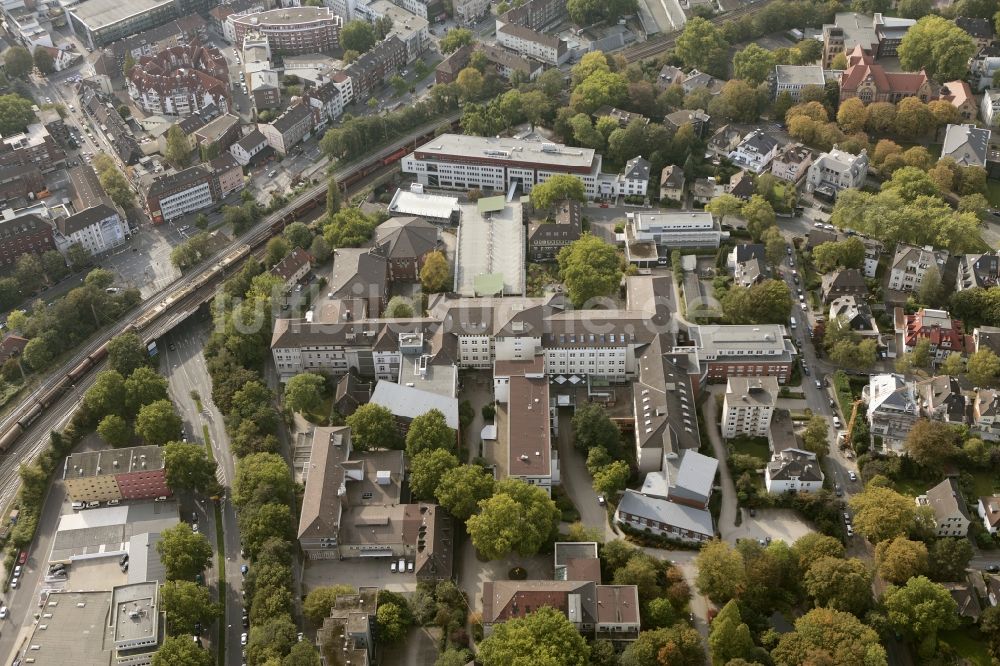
left=623, top=0, right=776, bottom=63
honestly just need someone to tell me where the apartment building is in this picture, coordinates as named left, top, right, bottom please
left=495, top=358, right=558, bottom=494
left=618, top=156, right=650, bottom=198
left=971, top=44, right=1000, bottom=92
left=916, top=478, right=971, bottom=537
left=684, top=324, right=796, bottom=384
left=0, top=205, right=55, bottom=267
left=528, top=200, right=581, bottom=261
left=957, top=252, right=1000, bottom=291
left=864, top=373, right=919, bottom=454
left=303, top=80, right=346, bottom=127
left=111, top=15, right=209, bottom=64
left=230, top=129, right=269, bottom=166
left=765, top=449, right=824, bottom=493
left=771, top=143, right=813, bottom=183
left=62, top=445, right=169, bottom=502
left=127, top=42, right=231, bottom=116
left=941, top=124, right=991, bottom=168
left=888, top=243, right=949, bottom=293
left=896, top=307, right=972, bottom=359
left=54, top=165, right=129, bottom=257
left=0, top=123, right=66, bottom=174
left=982, top=90, right=1000, bottom=127
left=722, top=376, right=778, bottom=438
left=357, top=0, right=428, bottom=63
left=259, top=103, right=314, bottom=155
left=455, top=0, right=490, bottom=24
left=728, top=130, right=779, bottom=174
left=805, top=147, right=869, bottom=193
left=145, top=165, right=215, bottom=224
left=231, top=6, right=342, bottom=53
left=345, top=37, right=407, bottom=100
left=210, top=153, right=245, bottom=199
left=496, top=22, right=568, bottom=65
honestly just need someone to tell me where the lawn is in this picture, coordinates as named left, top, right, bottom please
left=729, top=436, right=771, bottom=462
left=940, top=628, right=992, bottom=666
left=892, top=476, right=931, bottom=498
left=986, top=180, right=1000, bottom=208
left=972, top=471, right=1000, bottom=498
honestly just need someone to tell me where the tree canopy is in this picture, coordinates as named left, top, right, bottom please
left=477, top=607, right=590, bottom=666
left=283, top=373, right=326, bottom=415
left=530, top=174, right=586, bottom=210
left=898, top=16, right=976, bottom=81
left=164, top=442, right=218, bottom=494
left=439, top=28, right=473, bottom=53
left=346, top=403, right=401, bottom=451
left=405, top=408, right=454, bottom=457
left=340, top=20, right=376, bottom=52
left=408, top=448, right=460, bottom=500
left=557, top=234, right=622, bottom=308
left=156, top=523, right=213, bottom=581
left=772, top=607, right=887, bottom=666
left=434, top=463, right=495, bottom=519
left=466, top=479, right=559, bottom=560
left=848, top=485, right=915, bottom=543
left=135, top=399, right=182, bottom=446
left=675, top=17, right=730, bottom=77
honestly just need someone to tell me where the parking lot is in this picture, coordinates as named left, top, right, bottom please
left=302, top=557, right=422, bottom=594
left=731, top=507, right=815, bottom=545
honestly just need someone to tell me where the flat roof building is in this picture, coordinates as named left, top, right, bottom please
left=68, top=0, right=180, bottom=49
left=231, top=6, right=342, bottom=53
left=20, top=591, right=116, bottom=665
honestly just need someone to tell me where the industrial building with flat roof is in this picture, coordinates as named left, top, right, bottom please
left=68, top=0, right=180, bottom=48
left=63, top=445, right=169, bottom=502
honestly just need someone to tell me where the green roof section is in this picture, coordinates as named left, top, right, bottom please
left=477, top=196, right=506, bottom=215
left=474, top=273, right=505, bottom=296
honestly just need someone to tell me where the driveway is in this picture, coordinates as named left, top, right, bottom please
left=727, top=508, right=814, bottom=545
left=456, top=538, right=551, bottom=614
left=554, top=409, right=615, bottom=540
left=303, top=558, right=420, bottom=594
left=701, top=389, right=739, bottom=541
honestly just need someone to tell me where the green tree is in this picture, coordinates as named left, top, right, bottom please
left=772, top=607, right=886, bottom=666
left=592, top=460, right=630, bottom=496
left=966, top=348, right=1000, bottom=386
left=152, top=636, right=213, bottom=666
left=705, top=194, right=742, bottom=226
left=557, top=234, right=622, bottom=308
left=801, top=415, right=829, bottom=457
left=234, top=453, right=294, bottom=509
left=375, top=602, right=411, bottom=642
left=642, top=597, right=677, bottom=629
left=803, top=556, right=872, bottom=615
left=409, top=448, right=460, bottom=500
left=695, top=539, right=746, bottom=604
left=569, top=70, right=628, bottom=114
left=107, top=331, right=147, bottom=377
left=836, top=97, right=868, bottom=134
left=241, top=502, right=294, bottom=558
left=33, top=47, right=54, bottom=75
left=709, top=600, right=758, bottom=665
left=439, top=27, right=473, bottom=53
left=0, top=93, right=36, bottom=135
left=165, top=125, right=191, bottom=168
left=303, top=584, right=355, bottom=625
left=741, top=194, right=776, bottom=241
left=467, top=479, right=560, bottom=560
left=927, top=537, right=973, bottom=582
left=530, top=174, right=586, bottom=210
left=284, top=373, right=326, bottom=415
left=899, top=16, right=976, bottom=82
left=384, top=295, right=414, bottom=318
left=477, top=606, right=589, bottom=666
left=435, top=648, right=473, bottom=666
left=84, top=370, right=127, bottom=419
left=674, top=17, right=730, bottom=77
left=283, top=222, right=312, bottom=250
left=156, top=523, right=213, bottom=581
left=571, top=402, right=621, bottom=454
left=419, top=250, right=450, bottom=293
left=938, top=351, right=964, bottom=377
left=761, top=226, right=786, bottom=266
left=722, top=279, right=792, bottom=325
left=3, top=47, right=32, bottom=79
left=884, top=576, right=959, bottom=655
left=15, top=254, right=44, bottom=293
left=904, top=418, right=958, bottom=472
left=246, top=615, right=298, bottom=665
left=135, top=399, right=182, bottom=446
left=22, top=334, right=55, bottom=371
left=434, top=463, right=495, bottom=519
left=164, top=442, right=217, bottom=494
left=346, top=403, right=401, bottom=451
left=848, top=485, right=915, bottom=543
left=97, top=414, right=131, bottom=447
left=265, top=236, right=290, bottom=268
left=40, top=249, right=68, bottom=283
left=875, top=536, right=928, bottom=584
left=125, top=366, right=169, bottom=415
left=456, top=67, right=485, bottom=101
left=791, top=533, right=846, bottom=571
left=405, top=408, right=454, bottom=457
left=284, top=641, right=321, bottom=666
left=898, top=0, right=932, bottom=17
left=341, top=20, right=376, bottom=52
left=733, top=43, right=776, bottom=86
left=310, top=234, right=332, bottom=263
left=812, top=237, right=865, bottom=272
left=161, top=580, right=221, bottom=634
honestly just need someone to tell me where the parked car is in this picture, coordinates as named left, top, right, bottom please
left=241, top=633, right=248, bottom=646
left=18, top=551, right=27, bottom=565
left=848, top=470, right=857, bottom=482
left=390, top=560, right=398, bottom=573
left=985, top=564, right=999, bottom=573
left=0, top=606, right=7, bottom=619
left=397, top=558, right=406, bottom=573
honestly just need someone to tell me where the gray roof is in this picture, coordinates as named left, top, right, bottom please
left=235, top=128, right=267, bottom=150
left=774, top=64, right=825, bottom=86
left=58, top=203, right=119, bottom=236
left=616, top=489, right=714, bottom=537
left=924, top=477, right=971, bottom=523
left=767, top=449, right=823, bottom=481
left=270, top=103, right=312, bottom=134
left=660, top=165, right=685, bottom=188
left=369, top=380, right=459, bottom=428
left=633, top=335, right=700, bottom=455
left=373, top=216, right=439, bottom=260
left=955, top=16, right=994, bottom=39
left=329, top=248, right=388, bottom=299
left=942, top=124, right=990, bottom=167
left=623, top=156, right=650, bottom=182
left=670, top=450, right=718, bottom=505
left=21, top=591, right=114, bottom=665
left=726, top=376, right=778, bottom=408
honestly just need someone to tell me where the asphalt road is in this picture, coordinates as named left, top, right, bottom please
left=161, top=319, right=247, bottom=666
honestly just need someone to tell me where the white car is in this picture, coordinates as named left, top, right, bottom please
left=10, top=578, right=17, bottom=589
left=192, top=523, right=199, bottom=533
left=0, top=606, right=8, bottom=619
left=241, top=633, right=247, bottom=646
left=848, top=471, right=857, bottom=482
left=390, top=561, right=397, bottom=573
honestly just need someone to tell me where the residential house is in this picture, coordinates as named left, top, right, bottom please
left=971, top=44, right=1000, bottom=92
left=690, top=177, right=723, bottom=206
left=838, top=45, right=933, bottom=104
left=371, top=216, right=440, bottom=281
left=887, top=243, right=949, bottom=293
left=978, top=495, right=1000, bottom=535
left=270, top=247, right=312, bottom=290
left=765, top=448, right=824, bottom=493
left=707, top=125, right=743, bottom=158
left=821, top=268, right=868, bottom=304
left=917, top=375, right=970, bottom=426
left=259, top=102, right=314, bottom=155
left=973, top=326, right=1000, bottom=355
left=862, top=238, right=882, bottom=278
left=658, top=166, right=685, bottom=203
left=594, top=107, right=650, bottom=128
left=345, top=37, right=407, bottom=100
left=944, top=582, right=983, bottom=621
left=729, top=243, right=769, bottom=288
left=806, top=146, right=869, bottom=194
left=896, top=307, right=972, bottom=359
left=956, top=252, right=999, bottom=291
left=333, top=373, right=372, bottom=417
left=727, top=170, right=755, bottom=201
left=771, top=143, right=813, bottom=183
left=864, top=373, right=919, bottom=454
left=229, top=129, right=268, bottom=166
left=941, top=124, right=990, bottom=167
left=972, top=388, right=1000, bottom=442
left=806, top=227, right=839, bottom=250
left=0, top=206, right=56, bottom=267
left=495, top=22, right=568, bottom=65
left=209, top=153, right=244, bottom=198
left=656, top=64, right=685, bottom=90
left=528, top=200, right=581, bottom=261
left=618, top=156, right=650, bottom=198
left=664, top=109, right=710, bottom=138
left=938, top=81, right=978, bottom=122
left=915, top=478, right=971, bottom=537
left=828, top=295, right=880, bottom=338
left=772, top=64, right=826, bottom=101
left=0, top=335, right=28, bottom=363
left=728, top=130, right=779, bottom=174
left=722, top=376, right=778, bottom=438
left=982, top=90, right=1000, bottom=127
left=955, top=16, right=994, bottom=49
left=58, top=165, right=129, bottom=256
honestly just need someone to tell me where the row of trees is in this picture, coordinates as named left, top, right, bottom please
left=0, top=244, right=92, bottom=312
